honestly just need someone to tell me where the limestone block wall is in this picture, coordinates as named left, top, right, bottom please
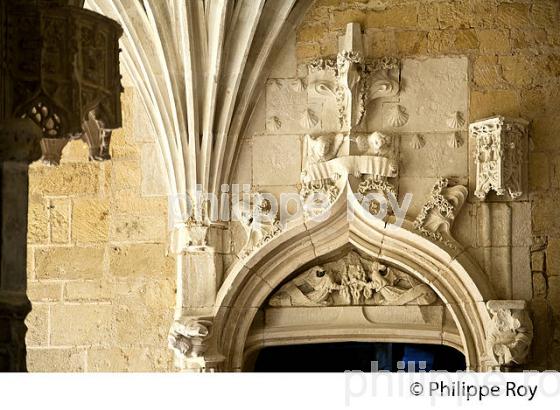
left=25, top=85, right=176, bottom=371
left=24, top=0, right=560, bottom=371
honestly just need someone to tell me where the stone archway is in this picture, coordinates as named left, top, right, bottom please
left=210, top=183, right=498, bottom=371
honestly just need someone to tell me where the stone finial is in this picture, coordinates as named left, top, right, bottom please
left=486, top=300, right=533, bottom=367
left=470, top=116, right=529, bottom=200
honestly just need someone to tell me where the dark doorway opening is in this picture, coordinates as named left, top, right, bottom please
left=253, top=342, right=466, bottom=372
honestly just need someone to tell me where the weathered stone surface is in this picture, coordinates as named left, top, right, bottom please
left=400, top=133, right=468, bottom=178
left=141, top=144, right=167, bottom=196
left=64, top=281, right=113, bottom=302
left=470, top=90, right=520, bottom=121
left=27, top=348, right=86, bottom=372
left=35, top=247, right=105, bottom=280
left=25, top=304, right=48, bottom=347
left=548, top=238, right=560, bottom=276
left=50, top=304, right=113, bottom=346
left=49, top=198, right=70, bottom=244
left=27, top=281, right=61, bottom=302
left=478, top=29, right=511, bottom=54
left=232, top=139, right=252, bottom=185
left=512, top=246, right=532, bottom=300
left=548, top=276, right=560, bottom=314
left=29, top=163, right=101, bottom=196
left=109, top=244, right=174, bottom=278
left=110, top=214, right=166, bottom=242
left=252, top=134, right=302, bottom=186
left=132, top=92, right=157, bottom=143
left=385, top=57, right=468, bottom=133
left=27, top=198, right=48, bottom=244
left=72, top=198, right=110, bottom=243
left=110, top=160, right=141, bottom=192
left=270, top=32, right=297, bottom=78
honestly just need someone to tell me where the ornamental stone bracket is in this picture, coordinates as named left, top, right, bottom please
left=469, top=116, right=530, bottom=201
left=168, top=317, right=224, bottom=372
left=486, top=300, right=533, bottom=368
left=2, top=1, right=123, bottom=165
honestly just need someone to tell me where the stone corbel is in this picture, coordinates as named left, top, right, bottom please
left=486, top=300, right=533, bottom=367
left=470, top=116, right=529, bottom=200
left=168, top=317, right=224, bottom=372
left=413, top=178, right=468, bottom=247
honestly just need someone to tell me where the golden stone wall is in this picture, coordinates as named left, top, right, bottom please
left=24, top=0, right=560, bottom=371
left=25, top=88, right=176, bottom=371
left=296, top=0, right=560, bottom=369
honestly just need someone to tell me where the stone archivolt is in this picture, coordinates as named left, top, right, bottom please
left=269, top=251, right=437, bottom=307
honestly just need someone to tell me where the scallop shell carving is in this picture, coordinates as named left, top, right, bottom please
left=386, top=104, right=409, bottom=127
left=411, top=134, right=425, bottom=149
left=446, top=111, right=465, bottom=129
left=267, top=116, right=282, bottom=130
left=447, top=132, right=463, bottom=148
left=300, top=109, right=319, bottom=129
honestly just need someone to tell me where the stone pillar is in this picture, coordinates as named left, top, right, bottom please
left=168, top=223, right=225, bottom=371
left=0, top=120, right=42, bottom=371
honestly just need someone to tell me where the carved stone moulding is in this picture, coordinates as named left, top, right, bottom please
left=486, top=300, right=533, bottom=367
left=470, top=116, right=529, bottom=200
left=5, top=2, right=123, bottom=165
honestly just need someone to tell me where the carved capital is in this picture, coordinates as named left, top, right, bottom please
left=470, top=116, right=529, bottom=200
left=486, top=300, right=533, bottom=367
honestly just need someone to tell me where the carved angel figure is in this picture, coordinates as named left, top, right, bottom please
left=305, top=133, right=343, bottom=165
left=269, top=266, right=340, bottom=307
left=356, top=131, right=393, bottom=157
left=234, top=195, right=281, bottom=255
left=367, top=263, right=437, bottom=306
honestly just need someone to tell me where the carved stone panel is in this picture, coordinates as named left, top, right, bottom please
left=268, top=250, right=438, bottom=307
left=470, top=116, right=529, bottom=200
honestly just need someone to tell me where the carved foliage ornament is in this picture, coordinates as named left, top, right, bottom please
left=486, top=300, right=533, bottom=366
left=470, top=116, right=529, bottom=200
left=269, top=251, right=437, bottom=307
left=413, top=178, right=468, bottom=248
